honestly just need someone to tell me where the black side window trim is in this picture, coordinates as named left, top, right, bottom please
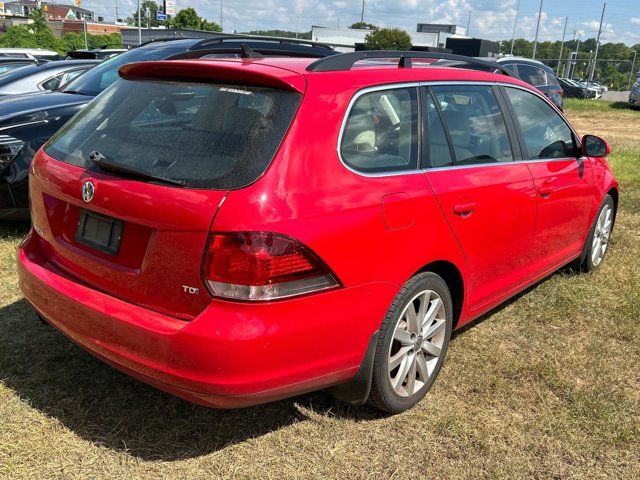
left=493, top=85, right=524, bottom=161
left=421, top=86, right=457, bottom=168
left=499, top=85, right=580, bottom=161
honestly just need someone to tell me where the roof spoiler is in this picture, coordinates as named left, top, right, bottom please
left=118, top=60, right=307, bottom=94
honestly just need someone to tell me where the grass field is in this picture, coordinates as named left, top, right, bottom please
left=1, top=100, right=639, bottom=479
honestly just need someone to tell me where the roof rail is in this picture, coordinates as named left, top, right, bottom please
left=191, top=34, right=335, bottom=51
left=306, top=51, right=513, bottom=76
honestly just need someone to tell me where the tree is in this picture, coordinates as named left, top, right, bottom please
left=201, top=19, right=222, bottom=32
left=0, top=25, right=39, bottom=48
left=131, top=0, right=163, bottom=28
left=349, top=22, right=378, bottom=30
left=60, top=32, right=87, bottom=52
left=364, top=28, right=411, bottom=51
left=170, top=7, right=201, bottom=30
left=29, top=8, right=49, bottom=34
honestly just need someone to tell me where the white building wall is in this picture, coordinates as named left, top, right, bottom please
left=311, top=26, right=438, bottom=50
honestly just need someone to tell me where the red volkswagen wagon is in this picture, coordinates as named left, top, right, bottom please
left=17, top=51, right=618, bottom=413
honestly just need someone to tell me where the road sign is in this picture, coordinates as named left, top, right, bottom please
left=164, top=1, right=176, bottom=16
left=156, top=12, right=167, bottom=21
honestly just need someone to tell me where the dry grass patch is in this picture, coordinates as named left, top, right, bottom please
left=0, top=100, right=639, bottom=479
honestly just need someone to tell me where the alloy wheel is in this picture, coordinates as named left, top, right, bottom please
left=388, top=290, right=447, bottom=397
left=591, top=204, right=613, bottom=267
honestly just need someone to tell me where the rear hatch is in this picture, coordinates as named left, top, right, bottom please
left=30, top=60, right=304, bottom=319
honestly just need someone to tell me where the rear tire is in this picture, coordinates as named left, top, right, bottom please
left=576, top=195, right=615, bottom=273
left=368, top=272, right=453, bottom=414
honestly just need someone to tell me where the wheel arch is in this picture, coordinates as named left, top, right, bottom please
left=607, top=186, right=619, bottom=219
left=414, top=260, right=465, bottom=329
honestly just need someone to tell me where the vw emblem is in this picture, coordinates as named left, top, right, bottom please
left=82, top=181, right=95, bottom=203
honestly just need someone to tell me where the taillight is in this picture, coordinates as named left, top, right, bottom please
left=203, top=232, right=339, bottom=301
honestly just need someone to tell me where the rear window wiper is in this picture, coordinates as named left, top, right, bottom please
left=89, top=151, right=186, bottom=187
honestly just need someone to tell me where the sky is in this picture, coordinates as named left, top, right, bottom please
left=80, top=0, right=640, bottom=46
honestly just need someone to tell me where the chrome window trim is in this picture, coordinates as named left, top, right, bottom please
left=336, top=80, right=583, bottom=179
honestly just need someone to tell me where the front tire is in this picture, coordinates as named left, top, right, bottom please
left=368, top=272, right=453, bottom=413
left=577, top=195, right=615, bottom=272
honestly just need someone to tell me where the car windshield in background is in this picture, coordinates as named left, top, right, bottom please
left=60, top=41, right=196, bottom=96
left=45, top=79, right=301, bottom=189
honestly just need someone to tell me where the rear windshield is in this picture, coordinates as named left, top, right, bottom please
left=44, top=79, right=301, bottom=189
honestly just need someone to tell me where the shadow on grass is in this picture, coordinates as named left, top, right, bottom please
left=609, top=101, right=637, bottom=110
left=0, top=221, right=30, bottom=240
left=0, top=299, right=383, bottom=461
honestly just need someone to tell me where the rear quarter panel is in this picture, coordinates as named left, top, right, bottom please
left=212, top=73, right=469, bottom=338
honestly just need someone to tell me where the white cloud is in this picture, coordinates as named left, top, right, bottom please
left=79, top=0, right=639, bottom=45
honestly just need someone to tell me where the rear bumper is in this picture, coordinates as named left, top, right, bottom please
left=629, top=91, right=640, bottom=105
left=18, top=231, right=396, bottom=408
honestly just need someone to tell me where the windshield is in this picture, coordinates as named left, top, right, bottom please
left=61, top=40, right=197, bottom=96
left=0, top=64, right=40, bottom=85
left=45, top=79, right=301, bottom=189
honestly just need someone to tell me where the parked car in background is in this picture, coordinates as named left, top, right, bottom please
left=0, top=59, right=100, bottom=97
left=0, top=36, right=336, bottom=220
left=575, top=80, right=603, bottom=99
left=18, top=51, right=618, bottom=414
left=487, top=57, right=564, bottom=110
left=558, top=78, right=596, bottom=99
left=0, top=48, right=61, bottom=61
left=0, top=57, right=39, bottom=75
left=66, top=49, right=127, bottom=60
left=630, top=79, right=640, bottom=107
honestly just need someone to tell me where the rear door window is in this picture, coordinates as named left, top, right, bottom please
left=431, top=85, right=514, bottom=165
left=44, top=79, right=301, bottom=189
left=516, top=64, right=548, bottom=87
left=424, top=90, right=454, bottom=168
left=340, top=87, right=419, bottom=173
left=504, top=87, right=577, bottom=159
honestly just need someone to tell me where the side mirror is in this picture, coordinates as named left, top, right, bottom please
left=582, top=134, right=611, bottom=157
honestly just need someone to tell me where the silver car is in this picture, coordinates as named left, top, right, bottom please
left=630, top=79, right=640, bottom=108
left=0, top=59, right=100, bottom=97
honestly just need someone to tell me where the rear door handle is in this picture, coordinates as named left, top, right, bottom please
left=453, top=202, right=476, bottom=216
left=538, top=185, right=554, bottom=198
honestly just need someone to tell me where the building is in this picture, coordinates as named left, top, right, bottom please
left=1, top=1, right=95, bottom=21
left=311, top=26, right=439, bottom=52
left=416, top=24, right=468, bottom=49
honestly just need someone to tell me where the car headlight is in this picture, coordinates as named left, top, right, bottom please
left=0, top=135, right=25, bottom=169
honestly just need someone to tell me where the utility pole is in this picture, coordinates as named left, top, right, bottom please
left=557, top=16, right=568, bottom=76
left=589, top=2, right=606, bottom=83
left=137, top=0, right=141, bottom=46
left=295, top=8, right=299, bottom=39
left=510, top=0, right=520, bottom=55
left=83, top=18, right=88, bottom=49
left=532, top=0, right=544, bottom=59
left=466, top=10, right=471, bottom=36
left=115, top=0, right=118, bottom=23
left=220, top=0, right=223, bottom=31
left=628, top=51, right=637, bottom=90
left=574, top=31, right=582, bottom=79
left=360, top=0, right=365, bottom=23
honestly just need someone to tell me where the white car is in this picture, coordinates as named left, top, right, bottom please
left=0, top=48, right=61, bottom=62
